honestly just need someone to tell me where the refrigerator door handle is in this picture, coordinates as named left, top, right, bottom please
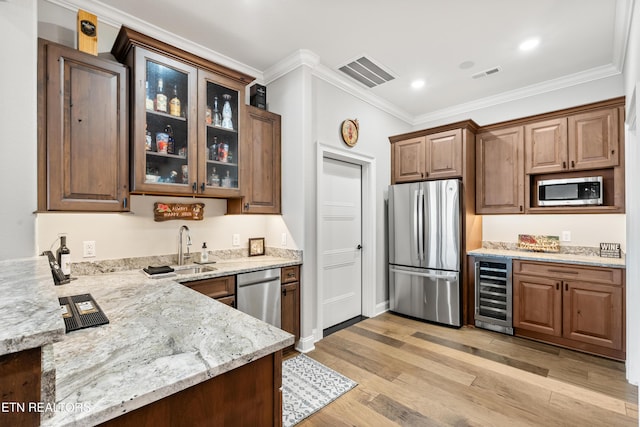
left=418, top=188, right=425, bottom=261
left=390, top=267, right=457, bottom=280
left=413, top=189, right=420, bottom=261
left=474, top=261, right=480, bottom=315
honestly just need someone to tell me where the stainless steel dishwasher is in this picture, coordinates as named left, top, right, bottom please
left=236, top=268, right=281, bottom=328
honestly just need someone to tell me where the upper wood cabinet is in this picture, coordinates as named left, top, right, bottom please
left=38, top=39, right=129, bottom=212
left=228, top=106, right=281, bottom=214
left=524, top=118, right=567, bottom=174
left=391, top=129, right=462, bottom=183
left=475, top=126, right=524, bottom=214
left=525, top=107, right=619, bottom=174
left=568, top=107, right=619, bottom=170
left=111, top=26, right=255, bottom=198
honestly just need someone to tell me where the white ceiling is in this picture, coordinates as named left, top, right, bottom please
left=93, top=0, right=629, bottom=123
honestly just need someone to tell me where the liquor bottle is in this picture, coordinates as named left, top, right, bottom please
left=145, top=124, right=152, bottom=151
left=165, top=125, right=175, bottom=154
left=210, top=136, right=218, bottom=161
left=169, top=84, right=181, bottom=117
left=221, top=94, right=233, bottom=130
left=222, top=171, right=231, bottom=188
left=56, top=235, right=71, bottom=279
left=155, top=78, right=167, bottom=113
left=145, top=81, right=154, bottom=110
left=209, top=168, right=219, bottom=187
left=213, top=96, right=222, bottom=127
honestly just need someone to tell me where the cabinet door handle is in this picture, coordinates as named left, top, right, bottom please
left=192, top=182, right=197, bottom=193
left=548, top=269, right=578, bottom=275
left=611, top=149, right=615, bottom=155
left=562, top=161, right=566, bottom=169
left=201, top=182, right=206, bottom=193
left=123, top=197, right=128, bottom=209
left=570, top=160, right=575, bottom=168
left=556, top=282, right=560, bottom=290
left=244, top=202, right=250, bottom=211
left=283, top=289, right=287, bottom=297
left=565, top=283, right=568, bottom=291
left=519, top=205, right=523, bottom=212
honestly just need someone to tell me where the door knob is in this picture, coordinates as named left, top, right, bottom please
left=356, top=244, right=362, bottom=250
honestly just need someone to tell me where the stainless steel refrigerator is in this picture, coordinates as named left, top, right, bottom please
left=388, top=179, right=462, bottom=327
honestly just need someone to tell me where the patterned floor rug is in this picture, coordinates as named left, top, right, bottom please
left=282, top=354, right=357, bottom=427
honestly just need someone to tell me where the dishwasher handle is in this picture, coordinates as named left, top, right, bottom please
left=237, top=277, right=281, bottom=288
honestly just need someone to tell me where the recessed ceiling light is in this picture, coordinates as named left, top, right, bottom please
left=519, top=38, right=540, bottom=51
left=411, top=79, right=425, bottom=89
left=459, top=61, right=475, bottom=70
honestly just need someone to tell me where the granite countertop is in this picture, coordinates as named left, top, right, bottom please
left=0, top=257, right=65, bottom=356
left=467, top=247, right=626, bottom=268
left=0, top=254, right=299, bottom=426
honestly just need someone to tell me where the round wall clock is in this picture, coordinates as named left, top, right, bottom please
left=340, top=119, right=359, bottom=147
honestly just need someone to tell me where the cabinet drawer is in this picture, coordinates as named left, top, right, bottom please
left=513, top=260, right=622, bottom=285
left=217, top=295, right=235, bottom=308
left=183, top=275, right=235, bottom=299
left=281, top=265, right=300, bottom=284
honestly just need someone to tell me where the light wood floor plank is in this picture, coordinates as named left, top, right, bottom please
left=294, top=313, right=637, bottom=426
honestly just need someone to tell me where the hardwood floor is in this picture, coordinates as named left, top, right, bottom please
left=296, top=312, right=638, bottom=426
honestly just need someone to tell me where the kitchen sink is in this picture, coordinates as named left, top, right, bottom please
left=173, top=265, right=217, bottom=275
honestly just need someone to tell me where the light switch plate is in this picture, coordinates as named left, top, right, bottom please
left=561, top=231, right=571, bottom=242
left=281, top=233, right=287, bottom=246
left=232, top=234, right=240, bottom=246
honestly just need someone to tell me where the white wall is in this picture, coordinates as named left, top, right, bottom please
left=0, top=0, right=38, bottom=260
left=483, top=214, right=626, bottom=250
left=622, top=0, right=640, bottom=387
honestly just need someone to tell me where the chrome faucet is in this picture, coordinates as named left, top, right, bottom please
left=178, top=225, right=192, bottom=265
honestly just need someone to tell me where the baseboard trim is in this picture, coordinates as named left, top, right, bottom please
left=375, top=301, right=389, bottom=317
left=296, top=332, right=316, bottom=353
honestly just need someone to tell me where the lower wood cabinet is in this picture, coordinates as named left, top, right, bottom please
left=181, top=275, right=235, bottom=306
left=281, top=265, right=300, bottom=351
left=513, top=260, right=624, bottom=360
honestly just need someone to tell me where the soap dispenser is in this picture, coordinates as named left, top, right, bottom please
left=201, top=242, right=209, bottom=263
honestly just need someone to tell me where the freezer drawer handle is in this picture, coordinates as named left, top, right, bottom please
left=390, top=267, right=456, bottom=280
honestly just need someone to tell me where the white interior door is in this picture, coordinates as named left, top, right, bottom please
left=321, top=157, right=362, bottom=329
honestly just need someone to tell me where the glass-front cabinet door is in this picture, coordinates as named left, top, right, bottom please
left=132, top=47, right=198, bottom=195
left=198, top=70, right=242, bottom=197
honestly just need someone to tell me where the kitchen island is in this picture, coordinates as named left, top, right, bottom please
left=1, top=256, right=297, bottom=426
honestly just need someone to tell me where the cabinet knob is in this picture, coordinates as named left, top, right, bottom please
left=562, top=161, right=567, bottom=169
left=611, top=149, right=615, bottom=155
left=570, top=160, right=575, bottom=168
left=244, top=202, right=250, bottom=211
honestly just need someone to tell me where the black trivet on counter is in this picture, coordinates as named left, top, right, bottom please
left=59, top=293, right=109, bottom=333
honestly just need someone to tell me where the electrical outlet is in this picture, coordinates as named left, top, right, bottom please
left=561, top=231, right=571, bottom=242
left=232, top=234, right=240, bottom=246
left=83, top=240, right=96, bottom=258
left=281, top=233, right=287, bottom=247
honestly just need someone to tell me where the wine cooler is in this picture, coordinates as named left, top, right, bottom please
left=474, top=257, right=513, bottom=335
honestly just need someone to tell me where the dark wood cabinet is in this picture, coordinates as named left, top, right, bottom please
left=524, top=118, right=567, bottom=174
left=475, top=126, right=524, bottom=214
left=391, top=129, right=462, bottom=183
left=525, top=108, right=619, bottom=175
left=111, top=26, right=254, bottom=199
left=228, top=106, right=281, bottom=214
left=181, top=275, right=235, bottom=306
left=280, top=265, right=300, bottom=351
left=513, top=260, right=624, bottom=360
left=38, top=38, right=129, bottom=211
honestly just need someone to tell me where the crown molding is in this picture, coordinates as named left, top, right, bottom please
left=43, top=0, right=263, bottom=81
left=413, top=64, right=622, bottom=126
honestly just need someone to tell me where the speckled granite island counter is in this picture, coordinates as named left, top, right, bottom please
left=1, top=255, right=299, bottom=427
left=467, top=246, right=625, bottom=268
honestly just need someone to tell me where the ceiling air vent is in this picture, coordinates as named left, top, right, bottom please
left=472, top=66, right=503, bottom=79
left=338, top=56, right=396, bottom=88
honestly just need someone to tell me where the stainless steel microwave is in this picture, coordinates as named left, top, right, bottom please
left=537, top=176, right=603, bottom=206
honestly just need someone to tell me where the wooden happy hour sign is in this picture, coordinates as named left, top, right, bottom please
left=154, top=203, right=204, bottom=221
